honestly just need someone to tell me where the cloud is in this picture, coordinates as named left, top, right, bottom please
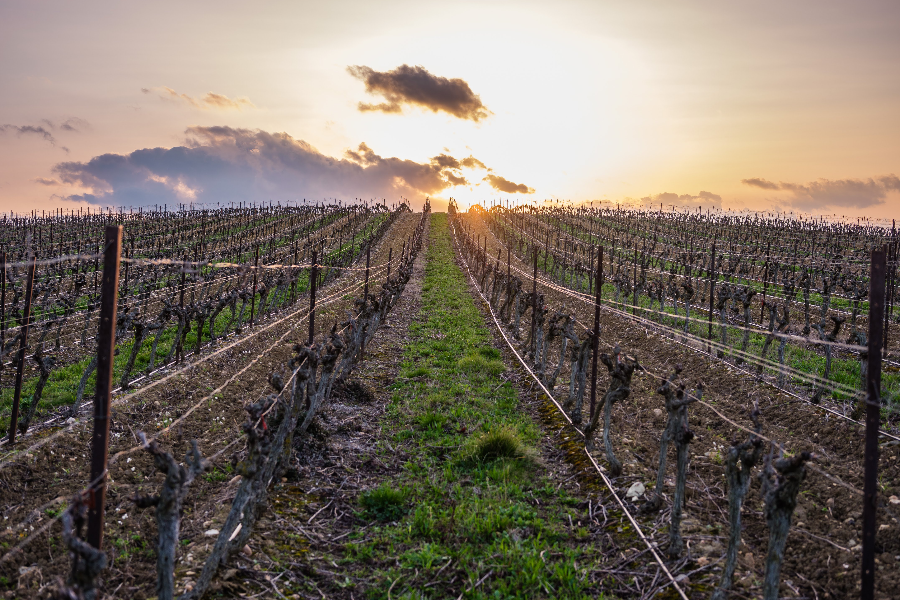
left=59, top=117, right=90, bottom=132
left=1, top=124, right=56, bottom=145
left=49, top=126, right=514, bottom=207
left=32, top=177, right=61, bottom=186
left=640, top=190, right=722, bottom=209
left=741, top=175, right=900, bottom=209
left=741, top=177, right=780, bottom=190
left=460, top=156, right=488, bottom=170
left=348, top=64, right=490, bottom=121
left=143, top=86, right=255, bottom=110
left=484, top=174, right=534, bottom=194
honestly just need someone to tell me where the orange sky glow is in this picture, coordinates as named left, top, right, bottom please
left=1, top=0, right=898, bottom=223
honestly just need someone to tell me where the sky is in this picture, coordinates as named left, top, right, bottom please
left=1, top=0, right=898, bottom=220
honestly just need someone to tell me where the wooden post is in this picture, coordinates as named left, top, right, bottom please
left=885, top=237, right=895, bottom=350
left=6, top=257, right=35, bottom=445
left=249, top=246, right=259, bottom=328
left=531, top=249, right=538, bottom=348
left=589, top=246, right=603, bottom=422
left=862, top=247, right=885, bottom=600
left=760, top=241, right=771, bottom=322
left=632, top=246, right=638, bottom=316
left=87, top=225, right=122, bottom=550
left=387, top=247, right=392, bottom=281
left=708, top=242, right=716, bottom=354
left=308, top=250, right=317, bottom=345
left=0, top=250, right=5, bottom=382
left=291, top=238, right=298, bottom=305
left=363, top=244, right=370, bottom=301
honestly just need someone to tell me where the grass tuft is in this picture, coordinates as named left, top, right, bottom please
left=360, top=484, right=408, bottom=522
left=471, top=427, right=524, bottom=462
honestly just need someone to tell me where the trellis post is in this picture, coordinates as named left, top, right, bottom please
left=589, top=245, right=603, bottom=422
left=6, top=256, right=35, bottom=445
left=861, top=246, right=885, bottom=600
left=309, top=250, right=317, bottom=344
left=87, top=225, right=122, bottom=550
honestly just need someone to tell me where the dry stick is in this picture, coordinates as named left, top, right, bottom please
left=59, top=493, right=107, bottom=600
left=711, top=406, right=763, bottom=600
left=584, top=345, right=641, bottom=476
left=134, top=435, right=210, bottom=600
left=761, top=449, right=813, bottom=600
left=17, top=346, right=55, bottom=433
left=641, top=366, right=698, bottom=560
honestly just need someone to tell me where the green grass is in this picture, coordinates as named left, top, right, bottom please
left=337, top=213, right=607, bottom=600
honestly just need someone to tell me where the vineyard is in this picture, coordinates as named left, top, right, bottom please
left=0, top=201, right=897, bottom=599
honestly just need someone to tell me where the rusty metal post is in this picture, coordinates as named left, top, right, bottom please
left=308, top=250, right=317, bottom=344
left=6, top=257, right=35, bottom=445
left=249, top=245, right=259, bottom=328
left=862, top=247, right=885, bottom=600
left=589, top=246, right=603, bottom=422
left=87, top=225, right=122, bottom=550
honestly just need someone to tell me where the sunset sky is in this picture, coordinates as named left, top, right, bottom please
left=1, top=0, right=898, bottom=220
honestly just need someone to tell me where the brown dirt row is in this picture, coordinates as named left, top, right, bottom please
left=460, top=211, right=900, bottom=599
left=0, top=212, right=422, bottom=599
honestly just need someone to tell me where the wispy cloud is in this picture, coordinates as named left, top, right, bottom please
left=742, top=175, right=900, bottom=209
left=32, top=177, right=61, bottom=186
left=59, top=117, right=90, bottom=132
left=1, top=118, right=88, bottom=151
left=348, top=64, right=490, bottom=121
left=142, top=87, right=255, bottom=110
left=1, top=124, right=56, bottom=145
left=49, top=126, right=518, bottom=207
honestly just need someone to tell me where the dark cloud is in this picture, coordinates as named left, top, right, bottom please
left=1, top=124, right=56, bottom=145
left=741, top=177, right=780, bottom=190
left=640, top=190, right=722, bottom=209
left=144, top=86, right=255, bottom=110
left=347, top=64, right=490, bottom=122
left=32, top=177, right=60, bottom=186
left=49, top=126, right=510, bottom=207
left=741, top=175, right=900, bottom=209
left=484, top=174, right=534, bottom=194
left=446, top=173, right=468, bottom=186
left=431, top=154, right=460, bottom=169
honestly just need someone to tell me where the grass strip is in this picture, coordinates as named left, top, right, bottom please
left=340, top=214, right=608, bottom=600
